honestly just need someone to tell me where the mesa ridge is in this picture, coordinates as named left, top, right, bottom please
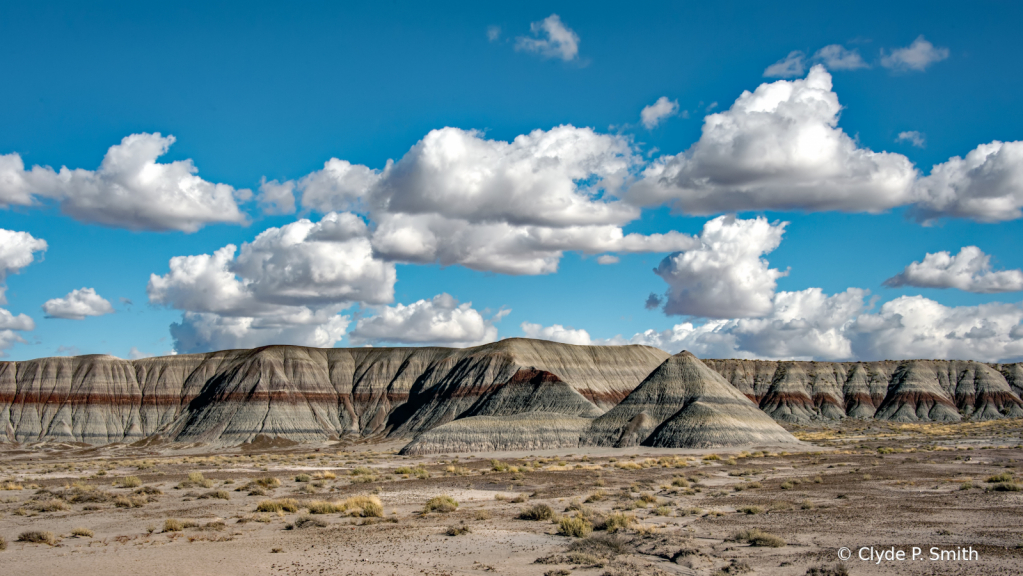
left=1, top=338, right=1021, bottom=452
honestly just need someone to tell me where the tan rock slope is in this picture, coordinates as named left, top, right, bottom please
left=0, top=339, right=667, bottom=446
left=582, top=351, right=799, bottom=448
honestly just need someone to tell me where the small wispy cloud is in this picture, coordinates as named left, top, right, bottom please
left=897, top=131, right=926, bottom=148
left=640, top=96, right=679, bottom=129
left=881, top=35, right=949, bottom=71
left=515, top=14, right=579, bottom=61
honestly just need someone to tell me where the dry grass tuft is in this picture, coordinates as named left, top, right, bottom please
left=199, top=490, right=230, bottom=500
left=117, top=476, right=143, bottom=488
left=71, top=527, right=94, bottom=538
left=18, top=531, right=57, bottom=545
left=445, top=524, right=472, bottom=536
left=256, top=498, right=299, bottom=513
left=519, top=503, right=555, bottom=521
left=424, top=495, right=458, bottom=513
left=342, top=495, right=384, bottom=517
left=729, top=528, right=786, bottom=547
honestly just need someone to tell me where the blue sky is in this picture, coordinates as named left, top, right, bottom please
left=1, top=1, right=1022, bottom=362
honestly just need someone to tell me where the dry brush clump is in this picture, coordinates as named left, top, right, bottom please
left=117, top=476, right=143, bottom=488
left=256, top=498, right=300, bottom=513
left=558, top=517, right=593, bottom=538
left=424, top=495, right=458, bottom=513
left=728, top=528, right=785, bottom=547
left=342, top=495, right=384, bottom=517
left=519, top=503, right=555, bottom=521
left=18, top=531, right=57, bottom=546
left=0, top=535, right=6, bottom=551
left=71, top=527, right=94, bottom=538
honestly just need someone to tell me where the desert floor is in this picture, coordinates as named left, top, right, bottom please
left=1, top=419, right=1021, bottom=576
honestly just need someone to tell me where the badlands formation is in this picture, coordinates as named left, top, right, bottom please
left=1, top=338, right=1022, bottom=452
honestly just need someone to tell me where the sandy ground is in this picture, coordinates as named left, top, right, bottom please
left=1, top=419, right=1022, bottom=576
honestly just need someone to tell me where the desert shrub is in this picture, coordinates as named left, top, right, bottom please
left=294, top=474, right=311, bottom=483
left=34, top=498, right=71, bottom=512
left=703, top=454, right=721, bottom=461
left=424, top=495, right=458, bottom=513
left=991, top=482, right=1021, bottom=492
left=71, top=527, right=94, bottom=538
left=959, top=481, right=973, bottom=490
left=986, top=472, right=1013, bottom=483
left=519, top=503, right=555, bottom=521
left=134, top=486, right=163, bottom=495
left=341, top=495, right=383, bottom=517
left=445, top=466, right=470, bottom=476
left=350, top=467, right=373, bottom=476
left=1, top=481, right=24, bottom=490
left=490, top=459, right=509, bottom=472
left=678, top=507, right=703, bottom=516
left=18, top=531, right=56, bottom=545
left=164, top=519, right=185, bottom=532
left=306, top=500, right=342, bottom=514
left=254, top=476, right=281, bottom=489
left=780, top=481, right=794, bottom=490
left=805, top=563, right=850, bottom=576
left=445, top=525, right=472, bottom=536
left=118, top=476, right=143, bottom=488
left=654, top=506, right=673, bottom=516
left=729, top=528, right=786, bottom=547
left=558, top=517, right=592, bottom=538
left=737, top=506, right=764, bottom=515
left=595, top=512, right=634, bottom=533
left=290, top=515, right=327, bottom=529
left=199, top=490, right=230, bottom=500
left=671, top=477, right=689, bottom=488
left=584, top=490, right=606, bottom=503
left=0, top=535, right=5, bottom=550
left=473, top=509, right=491, bottom=520
left=510, top=493, right=528, bottom=503
left=394, top=466, right=415, bottom=474
left=256, top=498, right=299, bottom=513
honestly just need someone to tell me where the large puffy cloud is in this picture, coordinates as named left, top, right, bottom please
left=0, top=133, right=248, bottom=232
left=910, top=140, right=1023, bottom=223
left=520, top=321, right=593, bottom=345
left=653, top=216, right=787, bottom=318
left=629, top=66, right=919, bottom=214
left=148, top=212, right=395, bottom=353
left=291, top=125, right=696, bottom=275
left=598, top=289, right=1023, bottom=363
left=42, top=287, right=116, bottom=320
left=349, top=294, right=506, bottom=347
left=515, top=14, right=580, bottom=61
left=881, top=36, right=949, bottom=72
left=0, top=229, right=46, bottom=355
left=885, top=246, right=1023, bottom=293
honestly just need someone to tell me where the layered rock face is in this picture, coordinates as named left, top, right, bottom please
left=703, top=359, right=1023, bottom=423
left=0, top=339, right=667, bottom=446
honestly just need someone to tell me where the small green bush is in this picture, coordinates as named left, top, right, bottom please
left=558, top=517, right=593, bottom=538
left=986, top=472, right=1013, bottom=483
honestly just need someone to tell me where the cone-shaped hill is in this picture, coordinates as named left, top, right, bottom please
left=582, top=351, right=799, bottom=448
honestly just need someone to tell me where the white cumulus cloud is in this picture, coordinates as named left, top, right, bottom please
left=42, top=287, right=116, bottom=320
left=653, top=216, right=788, bottom=319
left=148, top=212, right=395, bottom=353
left=515, top=14, right=580, bottom=61
left=289, top=125, right=696, bottom=275
left=0, top=133, right=249, bottom=232
left=520, top=321, right=593, bottom=345
left=640, top=97, right=680, bottom=129
left=629, top=66, right=918, bottom=215
left=0, top=229, right=46, bottom=355
left=350, top=294, right=505, bottom=347
left=910, top=140, right=1023, bottom=223
left=881, top=35, right=949, bottom=71
left=885, top=246, right=1023, bottom=293
left=257, top=178, right=297, bottom=215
